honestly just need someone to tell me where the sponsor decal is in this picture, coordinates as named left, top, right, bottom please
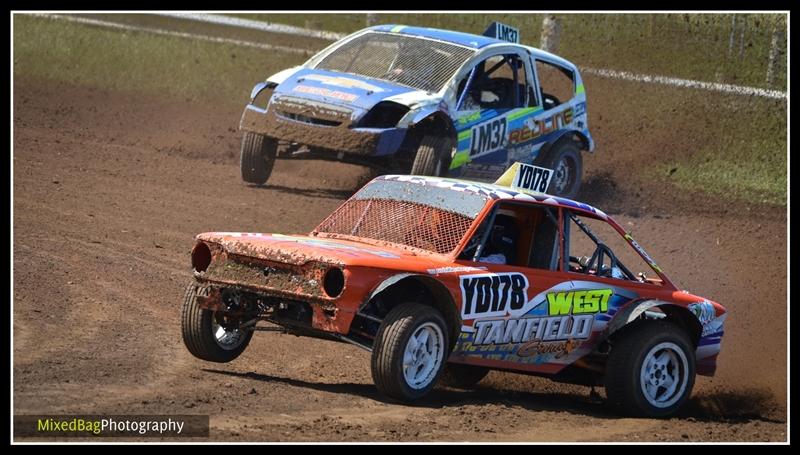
left=689, top=299, right=723, bottom=336
left=517, top=339, right=581, bottom=358
left=460, top=273, right=529, bottom=319
left=303, top=74, right=384, bottom=93
left=470, top=289, right=612, bottom=347
left=469, top=117, right=508, bottom=158
left=473, top=314, right=594, bottom=346
left=511, top=162, right=553, bottom=193
left=624, top=233, right=663, bottom=273
left=455, top=281, right=629, bottom=364
left=293, top=85, right=358, bottom=102
left=689, top=299, right=715, bottom=324
left=508, top=108, right=573, bottom=146
left=458, top=111, right=482, bottom=125
left=270, top=234, right=399, bottom=258
left=221, top=232, right=265, bottom=237
left=427, top=266, right=487, bottom=275
left=506, top=144, right=536, bottom=164
left=547, top=289, right=612, bottom=315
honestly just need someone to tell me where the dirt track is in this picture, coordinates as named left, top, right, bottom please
left=13, top=79, right=787, bottom=442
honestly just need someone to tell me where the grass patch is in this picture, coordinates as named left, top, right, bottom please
left=658, top=126, right=786, bottom=206
left=13, top=14, right=307, bottom=103
left=673, top=94, right=785, bottom=206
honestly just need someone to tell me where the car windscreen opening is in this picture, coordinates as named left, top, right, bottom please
left=314, top=179, right=489, bottom=254
left=313, top=32, right=476, bottom=93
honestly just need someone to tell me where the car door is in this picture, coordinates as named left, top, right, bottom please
left=448, top=51, right=538, bottom=181
left=514, top=56, right=585, bottom=165
left=448, top=201, right=591, bottom=374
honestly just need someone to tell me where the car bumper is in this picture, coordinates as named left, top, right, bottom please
left=195, top=275, right=357, bottom=335
left=240, top=105, right=406, bottom=157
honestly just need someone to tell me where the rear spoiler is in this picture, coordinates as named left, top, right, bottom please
left=483, top=21, right=520, bottom=43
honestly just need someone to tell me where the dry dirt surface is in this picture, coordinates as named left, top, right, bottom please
left=13, top=79, right=787, bottom=442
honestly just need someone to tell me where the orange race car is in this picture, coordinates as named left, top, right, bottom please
left=181, top=163, right=726, bottom=417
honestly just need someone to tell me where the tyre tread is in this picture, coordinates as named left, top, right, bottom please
left=371, top=303, right=447, bottom=401
left=605, top=320, right=695, bottom=417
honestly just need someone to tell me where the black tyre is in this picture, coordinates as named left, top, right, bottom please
left=411, top=136, right=451, bottom=176
left=181, top=283, right=253, bottom=363
left=536, top=140, right=583, bottom=199
left=439, top=363, right=490, bottom=389
left=371, top=303, right=449, bottom=401
left=240, top=132, right=277, bottom=185
left=605, top=320, right=696, bottom=418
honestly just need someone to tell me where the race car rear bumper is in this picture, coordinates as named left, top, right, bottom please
left=240, top=105, right=407, bottom=157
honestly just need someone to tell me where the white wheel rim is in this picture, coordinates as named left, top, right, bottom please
left=402, top=322, right=445, bottom=390
left=640, top=341, right=689, bottom=408
left=212, top=316, right=246, bottom=351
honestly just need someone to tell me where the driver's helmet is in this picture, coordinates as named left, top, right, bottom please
left=489, top=214, right=518, bottom=262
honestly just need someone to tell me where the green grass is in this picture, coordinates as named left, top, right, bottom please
left=661, top=139, right=787, bottom=206
left=13, top=14, right=308, bottom=104
left=228, top=12, right=787, bottom=91
left=648, top=91, right=787, bottom=206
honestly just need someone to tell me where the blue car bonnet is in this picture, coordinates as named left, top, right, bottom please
left=273, top=68, right=420, bottom=113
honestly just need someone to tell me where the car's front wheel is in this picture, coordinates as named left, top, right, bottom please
left=181, top=283, right=254, bottom=363
left=371, top=303, right=449, bottom=401
left=240, top=132, right=277, bottom=185
left=604, top=320, right=696, bottom=417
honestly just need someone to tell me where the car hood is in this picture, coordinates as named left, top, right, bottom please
left=197, top=232, right=446, bottom=271
left=272, top=68, right=427, bottom=112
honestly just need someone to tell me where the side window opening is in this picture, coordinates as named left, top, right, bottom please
left=566, top=211, right=659, bottom=283
left=535, top=60, right=575, bottom=110
left=457, top=54, right=529, bottom=111
left=458, top=203, right=560, bottom=271
left=527, top=207, right=560, bottom=270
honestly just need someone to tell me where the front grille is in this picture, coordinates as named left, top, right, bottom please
left=277, top=111, right=342, bottom=127
left=271, top=96, right=353, bottom=125
left=203, top=255, right=327, bottom=299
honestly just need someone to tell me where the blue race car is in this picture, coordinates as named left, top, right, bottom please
left=240, top=22, right=594, bottom=198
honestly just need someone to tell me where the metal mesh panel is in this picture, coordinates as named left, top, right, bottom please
left=314, top=32, right=476, bottom=92
left=315, top=199, right=475, bottom=255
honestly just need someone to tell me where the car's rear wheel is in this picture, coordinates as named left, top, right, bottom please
left=371, top=303, right=449, bottom=401
left=605, top=320, right=695, bottom=417
left=181, top=283, right=254, bottom=363
left=536, top=140, right=583, bottom=199
left=240, top=132, right=277, bottom=185
left=411, top=135, right=451, bottom=177
left=439, top=363, right=490, bottom=389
